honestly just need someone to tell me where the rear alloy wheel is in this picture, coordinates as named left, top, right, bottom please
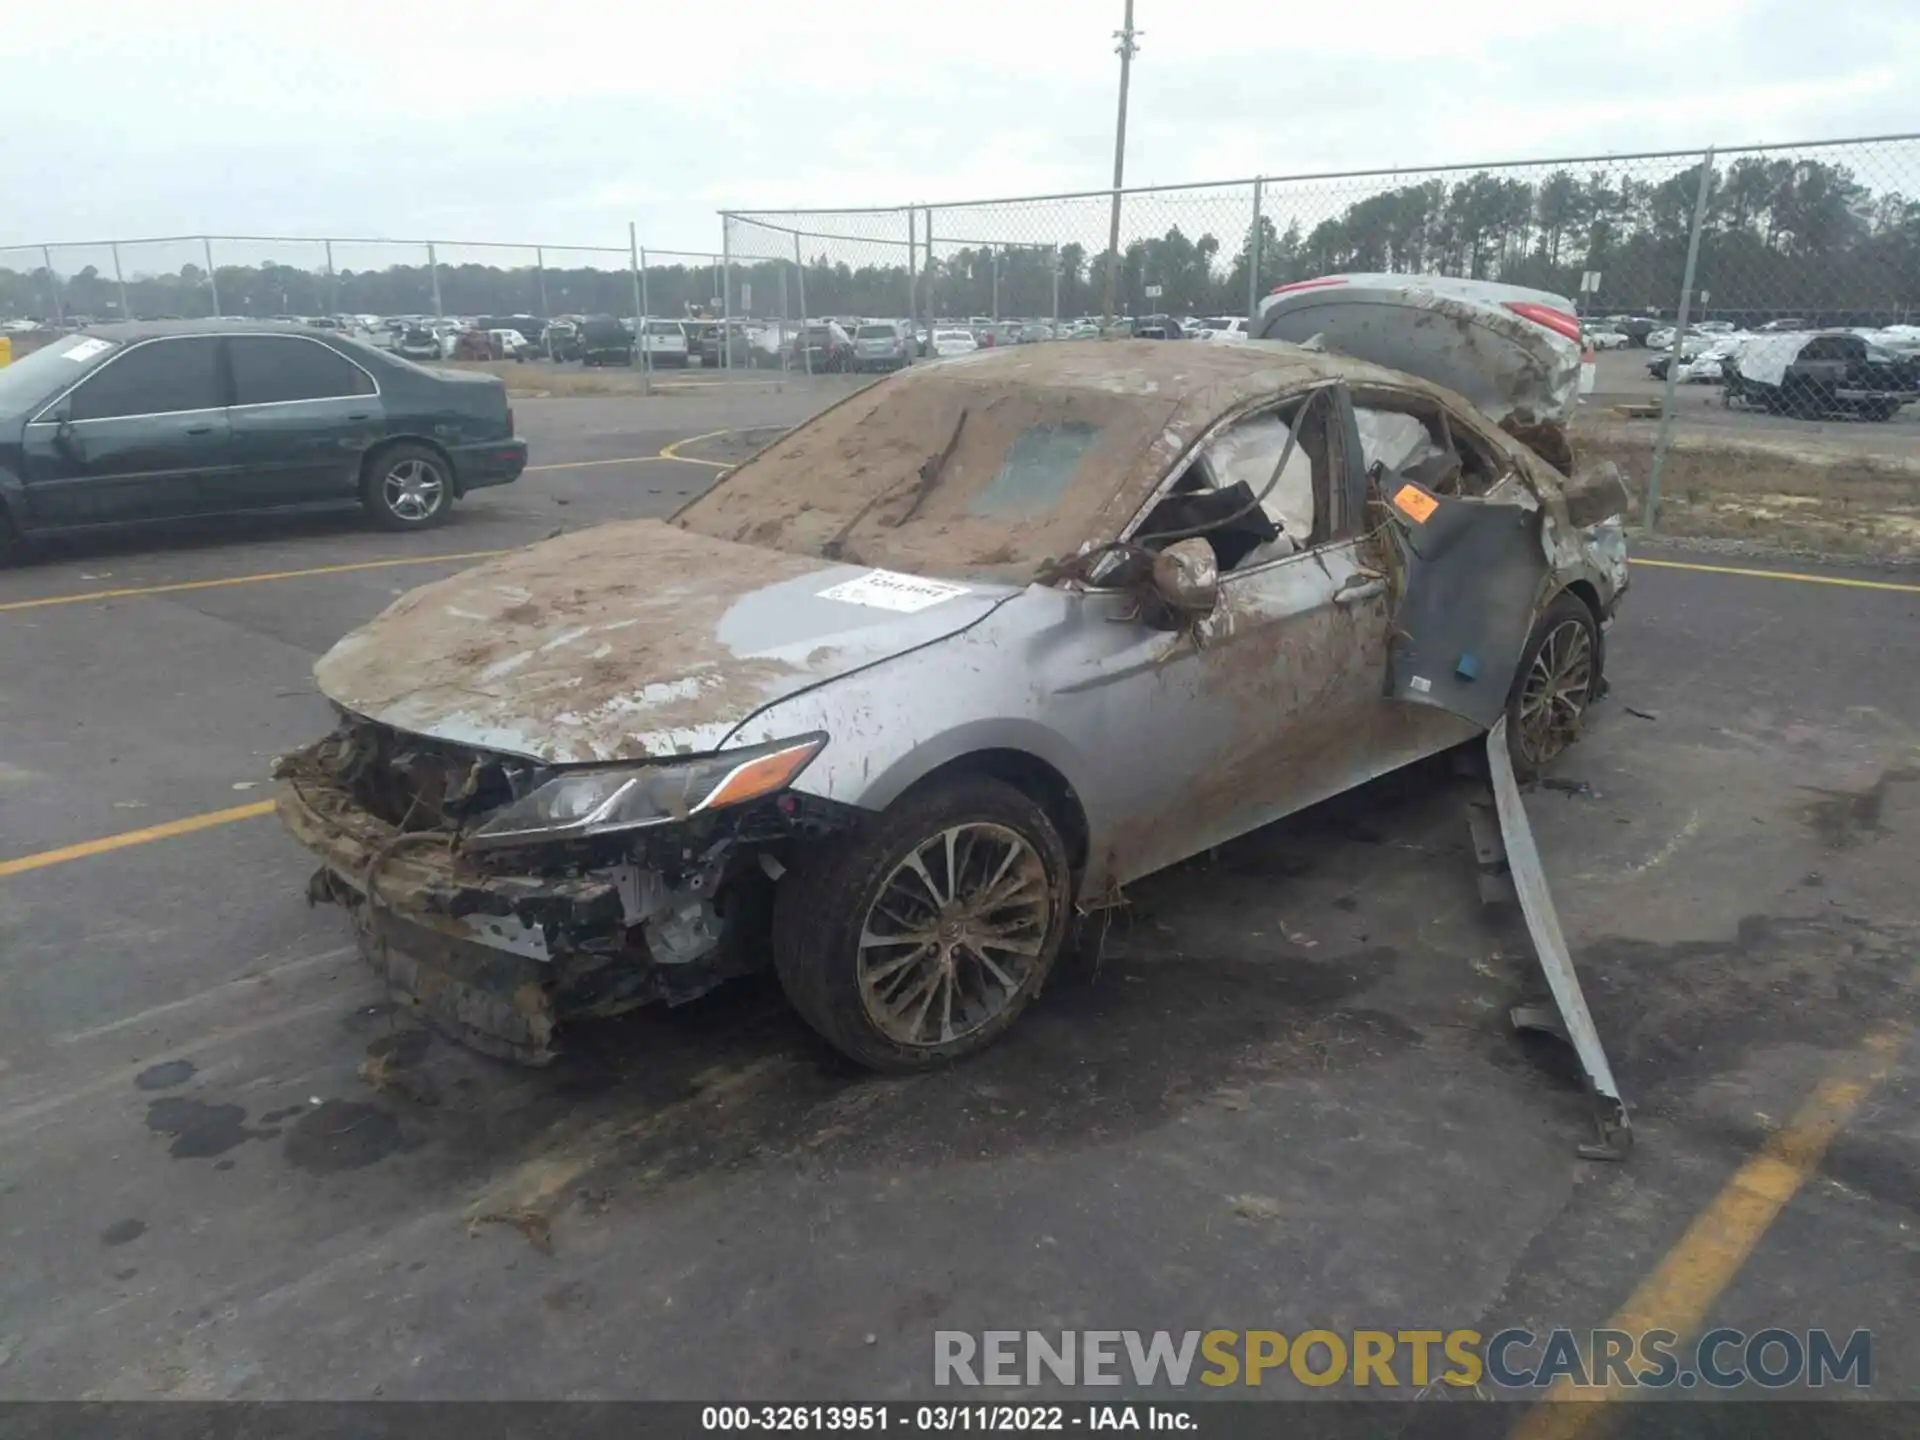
left=773, top=777, right=1072, bottom=1071
left=363, top=444, right=452, bottom=530
left=1506, top=593, right=1600, bottom=780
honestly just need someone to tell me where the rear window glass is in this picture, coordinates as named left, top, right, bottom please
left=230, top=336, right=376, bottom=404
left=643, top=322, right=683, bottom=336
left=856, top=325, right=897, bottom=339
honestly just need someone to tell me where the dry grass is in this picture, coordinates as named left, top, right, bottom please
left=1575, top=420, right=1920, bottom=562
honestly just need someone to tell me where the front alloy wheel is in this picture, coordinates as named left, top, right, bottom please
left=857, top=822, right=1052, bottom=1048
left=773, top=776, right=1072, bottom=1070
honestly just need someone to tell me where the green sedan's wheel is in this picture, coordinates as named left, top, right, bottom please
left=363, top=444, right=452, bottom=530
left=772, top=776, right=1073, bottom=1071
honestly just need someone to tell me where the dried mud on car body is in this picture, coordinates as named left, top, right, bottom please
left=314, top=522, right=831, bottom=764
left=676, top=341, right=1496, bottom=581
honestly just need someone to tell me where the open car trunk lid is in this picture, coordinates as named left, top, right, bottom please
left=313, top=520, right=1016, bottom=764
left=1257, top=274, right=1582, bottom=430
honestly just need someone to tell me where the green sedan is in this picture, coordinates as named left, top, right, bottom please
left=0, top=320, right=527, bottom=558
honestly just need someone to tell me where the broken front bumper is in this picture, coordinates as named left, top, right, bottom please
left=278, top=776, right=632, bottom=1064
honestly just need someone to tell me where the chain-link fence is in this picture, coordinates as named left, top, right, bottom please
left=726, top=133, right=1920, bottom=525
left=728, top=135, right=1920, bottom=330
left=0, top=231, right=814, bottom=392
left=0, top=233, right=755, bottom=331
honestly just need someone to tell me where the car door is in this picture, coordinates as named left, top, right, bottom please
left=225, top=334, right=383, bottom=507
left=17, top=336, right=232, bottom=527
left=1045, top=385, right=1398, bottom=886
left=1791, top=335, right=1855, bottom=397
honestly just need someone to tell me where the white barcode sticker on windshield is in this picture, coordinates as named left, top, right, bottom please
left=61, top=337, right=113, bottom=363
left=818, top=570, right=971, bottom=613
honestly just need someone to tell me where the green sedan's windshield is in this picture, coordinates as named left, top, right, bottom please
left=0, top=334, right=121, bottom=413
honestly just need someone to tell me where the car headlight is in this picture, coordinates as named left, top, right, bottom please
left=465, top=734, right=826, bottom=850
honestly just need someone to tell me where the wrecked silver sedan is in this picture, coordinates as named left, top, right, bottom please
left=277, top=341, right=1629, bottom=1070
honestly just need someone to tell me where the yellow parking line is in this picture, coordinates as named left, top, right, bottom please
left=1510, top=1025, right=1904, bottom=1440
left=0, top=550, right=509, bottom=613
left=525, top=454, right=660, bottom=472
left=658, top=429, right=736, bottom=468
left=1634, top=557, right=1920, bottom=593
left=0, top=799, right=278, bottom=878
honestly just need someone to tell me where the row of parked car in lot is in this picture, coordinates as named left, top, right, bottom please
left=392, top=312, right=1262, bottom=374
left=1633, top=320, right=1920, bottom=420
left=531, top=314, right=1212, bottom=373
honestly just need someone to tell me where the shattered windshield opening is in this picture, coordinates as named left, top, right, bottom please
left=967, top=422, right=1099, bottom=517
left=676, top=365, right=1180, bottom=582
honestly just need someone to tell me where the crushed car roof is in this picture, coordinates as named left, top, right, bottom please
left=678, top=339, right=1427, bottom=581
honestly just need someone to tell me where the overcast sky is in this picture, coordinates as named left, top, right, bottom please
left=3, top=0, right=1915, bottom=264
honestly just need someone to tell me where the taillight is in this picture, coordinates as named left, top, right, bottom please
left=1270, top=276, right=1349, bottom=296
left=1503, top=301, right=1583, bottom=344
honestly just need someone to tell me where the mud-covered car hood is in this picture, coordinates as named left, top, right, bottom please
left=313, top=520, right=1017, bottom=764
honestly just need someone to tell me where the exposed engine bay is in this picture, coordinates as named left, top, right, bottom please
left=274, top=713, right=850, bottom=1064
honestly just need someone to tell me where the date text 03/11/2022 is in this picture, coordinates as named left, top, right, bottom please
left=700, top=1405, right=1194, bottom=1431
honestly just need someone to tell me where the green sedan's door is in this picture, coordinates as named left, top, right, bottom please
left=223, top=334, right=384, bottom=507
left=17, top=336, right=233, bottom=526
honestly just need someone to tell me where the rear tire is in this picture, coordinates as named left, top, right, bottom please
left=361, top=443, right=453, bottom=531
left=772, top=776, right=1073, bottom=1072
left=1505, top=593, right=1601, bottom=781
left=0, top=506, right=19, bottom=566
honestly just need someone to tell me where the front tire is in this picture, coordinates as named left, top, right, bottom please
left=362, top=443, right=453, bottom=530
left=1505, top=593, right=1600, bottom=781
left=773, top=776, right=1073, bottom=1071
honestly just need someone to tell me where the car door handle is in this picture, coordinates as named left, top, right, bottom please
left=346, top=413, right=372, bottom=422
left=184, top=424, right=215, bottom=436
left=1335, top=577, right=1387, bottom=605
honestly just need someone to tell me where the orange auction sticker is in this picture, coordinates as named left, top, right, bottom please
left=1392, top=484, right=1439, bottom=523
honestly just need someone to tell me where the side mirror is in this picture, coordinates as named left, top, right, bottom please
left=1148, top=538, right=1219, bottom=621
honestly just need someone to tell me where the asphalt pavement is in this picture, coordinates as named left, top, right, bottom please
left=0, top=390, right=1916, bottom=1409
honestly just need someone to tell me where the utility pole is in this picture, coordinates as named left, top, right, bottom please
left=1101, top=0, right=1140, bottom=328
